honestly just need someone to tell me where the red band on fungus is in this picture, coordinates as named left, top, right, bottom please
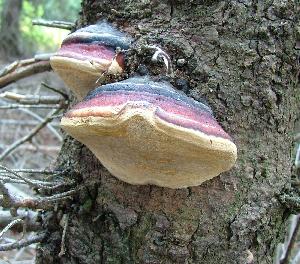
left=66, top=91, right=232, bottom=140
left=57, top=43, right=116, bottom=62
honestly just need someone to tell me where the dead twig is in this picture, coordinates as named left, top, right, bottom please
left=278, top=215, right=300, bottom=264
left=0, top=104, right=64, bottom=109
left=0, top=59, right=37, bottom=77
left=0, top=60, right=52, bottom=89
left=0, top=108, right=61, bottom=161
left=41, top=82, right=68, bottom=99
left=0, top=168, right=61, bottom=175
left=0, top=145, right=61, bottom=152
left=0, top=232, right=46, bottom=251
left=34, top=53, right=55, bottom=61
left=0, top=61, right=19, bottom=77
left=50, top=113, right=64, bottom=119
left=291, top=250, right=300, bottom=264
left=0, top=119, right=60, bottom=127
left=42, top=189, right=76, bottom=202
left=0, top=166, right=72, bottom=190
left=32, top=19, right=75, bottom=30
left=0, top=209, right=40, bottom=232
left=0, top=91, right=65, bottom=105
left=17, top=108, right=62, bottom=141
left=0, top=218, right=23, bottom=239
left=0, top=175, right=62, bottom=187
left=0, top=183, right=77, bottom=210
left=295, top=144, right=300, bottom=169
left=58, top=214, right=69, bottom=257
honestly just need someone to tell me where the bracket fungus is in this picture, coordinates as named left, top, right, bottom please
left=61, top=77, right=237, bottom=188
left=50, top=22, right=132, bottom=99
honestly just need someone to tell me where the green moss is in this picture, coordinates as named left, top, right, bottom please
left=256, top=28, right=270, bottom=40
left=82, top=199, right=93, bottom=212
left=96, top=187, right=118, bottom=205
left=224, top=191, right=246, bottom=223
left=261, top=160, right=272, bottom=179
left=129, top=213, right=153, bottom=262
left=100, top=215, right=132, bottom=263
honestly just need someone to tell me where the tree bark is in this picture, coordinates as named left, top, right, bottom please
left=36, top=1, right=299, bottom=263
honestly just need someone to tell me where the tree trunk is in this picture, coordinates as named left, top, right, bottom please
left=0, top=0, right=23, bottom=59
left=36, top=1, right=299, bottom=263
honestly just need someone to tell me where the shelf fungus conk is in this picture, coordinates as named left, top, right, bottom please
left=50, top=22, right=131, bottom=99
left=61, top=78, right=237, bottom=188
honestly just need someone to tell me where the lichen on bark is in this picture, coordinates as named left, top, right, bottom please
left=36, top=1, right=299, bottom=263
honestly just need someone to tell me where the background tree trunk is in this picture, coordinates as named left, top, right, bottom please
left=0, top=0, right=23, bottom=59
left=36, top=1, right=299, bottom=263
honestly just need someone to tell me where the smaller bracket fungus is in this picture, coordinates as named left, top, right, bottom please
left=61, top=77, right=237, bottom=188
left=50, top=21, right=132, bottom=99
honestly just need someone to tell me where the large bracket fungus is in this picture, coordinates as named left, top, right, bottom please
left=50, top=22, right=132, bottom=99
left=61, top=77, right=237, bottom=188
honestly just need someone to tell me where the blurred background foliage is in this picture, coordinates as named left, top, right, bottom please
left=0, top=0, right=81, bottom=59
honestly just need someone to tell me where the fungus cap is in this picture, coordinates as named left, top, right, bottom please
left=61, top=77, right=237, bottom=188
left=50, top=22, right=132, bottom=99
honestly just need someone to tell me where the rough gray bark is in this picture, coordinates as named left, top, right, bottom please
left=36, top=1, right=299, bottom=263
left=0, top=0, right=23, bottom=58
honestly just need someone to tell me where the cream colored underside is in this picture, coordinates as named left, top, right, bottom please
left=61, top=105, right=237, bottom=188
left=50, top=56, right=123, bottom=99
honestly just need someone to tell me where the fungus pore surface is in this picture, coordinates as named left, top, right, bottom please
left=50, top=21, right=131, bottom=99
left=61, top=77, right=237, bottom=188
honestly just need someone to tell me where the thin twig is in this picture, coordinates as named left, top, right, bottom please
left=0, top=61, right=19, bottom=77
left=0, top=169, right=72, bottom=192
left=34, top=53, right=55, bottom=61
left=0, top=232, right=46, bottom=251
left=0, top=168, right=61, bottom=174
left=280, top=215, right=300, bottom=263
left=0, top=104, right=63, bottom=109
left=0, top=175, right=63, bottom=187
left=0, top=61, right=52, bottom=89
left=32, top=19, right=75, bottom=30
left=41, top=82, right=68, bottom=99
left=0, top=218, right=23, bottom=239
left=0, top=209, right=40, bottom=232
left=50, top=113, right=64, bottom=119
left=0, top=166, right=56, bottom=190
left=0, top=119, right=60, bottom=126
left=58, top=214, right=69, bottom=257
left=0, top=108, right=61, bottom=161
left=0, top=58, right=40, bottom=78
left=0, top=183, right=77, bottom=210
left=22, top=191, right=76, bottom=209
left=295, top=144, right=300, bottom=169
left=21, top=211, right=29, bottom=239
left=291, top=249, right=300, bottom=264
left=0, top=91, right=65, bottom=104
left=42, top=189, right=76, bottom=202
left=18, top=108, right=62, bottom=141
